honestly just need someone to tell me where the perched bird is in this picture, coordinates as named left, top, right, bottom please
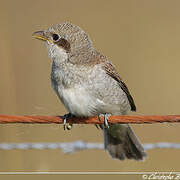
left=33, top=22, right=146, bottom=160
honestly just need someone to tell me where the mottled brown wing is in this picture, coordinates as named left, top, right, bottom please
left=102, top=59, right=136, bottom=111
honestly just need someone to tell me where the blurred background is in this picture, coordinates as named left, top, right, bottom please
left=0, top=0, right=180, bottom=178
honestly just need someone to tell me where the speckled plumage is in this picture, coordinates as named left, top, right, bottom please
left=51, top=52, right=131, bottom=116
left=33, top=22, right=146, bottom=160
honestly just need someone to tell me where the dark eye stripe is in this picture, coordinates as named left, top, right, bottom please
left=56, top=38, right=71, bottom=52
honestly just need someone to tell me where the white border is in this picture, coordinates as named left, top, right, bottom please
left=0, top=172, right=179, bottom=175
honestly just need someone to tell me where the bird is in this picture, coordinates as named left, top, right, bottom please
left=32, top=22, right=146, bottom=160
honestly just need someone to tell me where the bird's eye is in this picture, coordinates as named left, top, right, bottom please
left=52, top=34, right=60, bottom=42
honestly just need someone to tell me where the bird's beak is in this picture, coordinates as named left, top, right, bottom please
left=32, top=31, right=49, bottom=41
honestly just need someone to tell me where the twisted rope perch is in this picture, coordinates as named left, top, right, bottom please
left=0, top=115, right=180, bottom=124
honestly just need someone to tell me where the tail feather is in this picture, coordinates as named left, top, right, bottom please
left=103, top=124, right=146, bottom=160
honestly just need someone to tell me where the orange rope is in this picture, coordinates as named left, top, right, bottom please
left=0, top=115, right=180, bottom=124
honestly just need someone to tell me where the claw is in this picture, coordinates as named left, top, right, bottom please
left=95, top=124, right=101, bottom=130
left=98, top=114, right=104, bottom=122
left=104, top=114, right=110, bottom=128
left=98, top=114, right=111, bottom=129
left=63, top=113, right=73, bottom=130
left=95, top=124, right=103, bottom=130
left=66, top=123, right=73, bottom=130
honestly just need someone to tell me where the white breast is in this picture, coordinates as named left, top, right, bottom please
left=58, top=86, right=103, bottom=117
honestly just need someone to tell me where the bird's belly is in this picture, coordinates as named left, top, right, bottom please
left=57, top=86, right=100, bottom=117
left=55, top=85, right=130, bottom=116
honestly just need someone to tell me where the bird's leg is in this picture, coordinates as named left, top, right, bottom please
left=63, top=113, right=73, bottom=130
left=98, top=113, right=111, bottom=129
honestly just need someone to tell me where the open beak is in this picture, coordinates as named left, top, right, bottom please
left=32, top=31, right=49, bottom=41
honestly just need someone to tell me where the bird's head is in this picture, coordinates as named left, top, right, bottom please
left=33, top=22, right=94, bottom=63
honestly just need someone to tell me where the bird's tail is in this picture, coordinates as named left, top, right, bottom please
left=103, top=124, right=146, bottom=160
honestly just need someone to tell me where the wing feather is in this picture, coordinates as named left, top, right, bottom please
left=98, top=55, right=136, bottom=111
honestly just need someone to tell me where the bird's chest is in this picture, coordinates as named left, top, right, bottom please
left=51, top=63, right=96, bottom=116
left=51, top=64, right=76, bottom=89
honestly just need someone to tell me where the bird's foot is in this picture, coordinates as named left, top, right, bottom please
left=63, top=113, right=73, bottom=130
left=98, top=113, right=111, bottom=129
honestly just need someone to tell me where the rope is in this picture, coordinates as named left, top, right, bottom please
left=0, top=115, right=180, bottom=124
